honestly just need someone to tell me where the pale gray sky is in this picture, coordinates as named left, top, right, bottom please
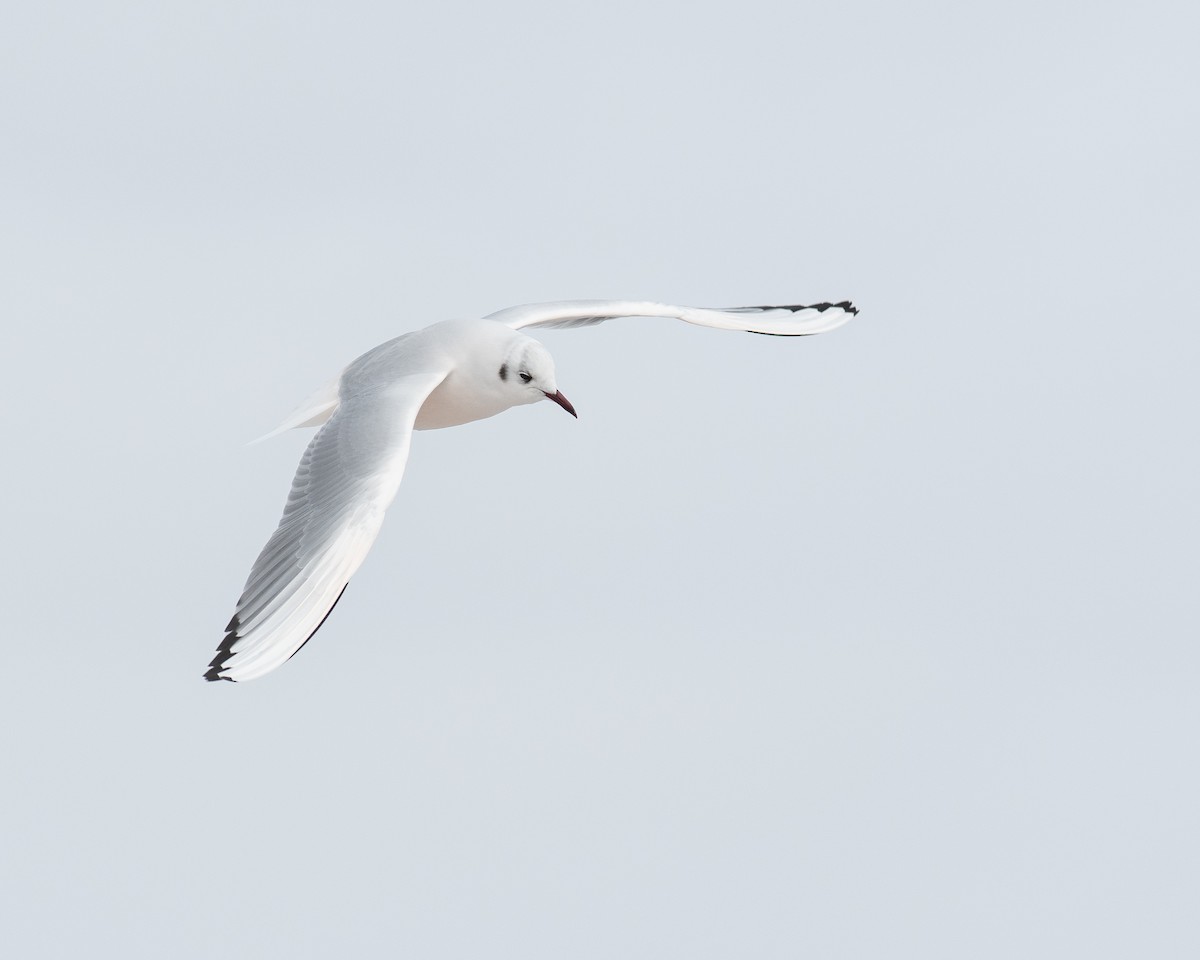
left=2, top=1, right=1197, bottom=957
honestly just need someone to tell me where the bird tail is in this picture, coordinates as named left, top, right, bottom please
left=247, top=373, right=342, bottom=445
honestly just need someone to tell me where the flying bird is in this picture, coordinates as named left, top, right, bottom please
left=205, top=298, right=857, bottom=682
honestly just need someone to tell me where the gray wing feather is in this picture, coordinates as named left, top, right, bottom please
left=206, top=371, right=448, bottom=682
left=485, top=299, right=858, bottom=336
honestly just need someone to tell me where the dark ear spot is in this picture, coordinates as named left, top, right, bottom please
left=499, top=363, right=509, bottom=382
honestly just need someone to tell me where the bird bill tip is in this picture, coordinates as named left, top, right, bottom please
left=544, top=389, right=578, bottom=418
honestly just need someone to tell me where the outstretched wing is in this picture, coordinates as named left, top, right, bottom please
left=485, top=299, right=857, bottom=336
left=205, top=369, right=448, bottom=683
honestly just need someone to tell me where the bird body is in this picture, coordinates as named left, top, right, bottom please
left=206, top=299, right=856, bottom=682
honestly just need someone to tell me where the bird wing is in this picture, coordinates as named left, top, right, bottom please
left=485, top=299, right=857, bottom=336
left=206, top=369, right=449, bottom=682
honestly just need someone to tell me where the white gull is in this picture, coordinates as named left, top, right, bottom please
left=205, top=298, right=857, bottom=682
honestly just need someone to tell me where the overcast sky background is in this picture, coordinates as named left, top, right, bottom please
left=2, top=1, right=1197, bottom=957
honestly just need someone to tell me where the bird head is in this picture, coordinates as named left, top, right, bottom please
left=497, top=339, right=577, bottom=417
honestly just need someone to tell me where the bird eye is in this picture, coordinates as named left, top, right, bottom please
left=519, top=372, right=532, bottom=383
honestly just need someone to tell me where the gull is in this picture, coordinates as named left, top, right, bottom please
left=204, top=298, right=857, bottom=682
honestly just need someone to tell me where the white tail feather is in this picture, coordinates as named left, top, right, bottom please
left=247, top=374, right=343, bottom=445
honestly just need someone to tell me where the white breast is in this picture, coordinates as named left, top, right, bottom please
left=413, top=368, right=510, bottom=430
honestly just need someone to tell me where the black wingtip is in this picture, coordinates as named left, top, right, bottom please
left=771, top=300, right=858, bottom=315
left=204, top=614, right=241, bottom=683
left=742, top=300, right=859, bottom=336
left=203, top=583, right=350, bottom=682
